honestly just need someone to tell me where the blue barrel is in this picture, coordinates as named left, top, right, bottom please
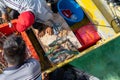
left=57, top=0, right=84, bottom=26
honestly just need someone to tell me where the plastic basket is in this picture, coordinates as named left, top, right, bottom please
left=57, top=0, right=84, bottom=26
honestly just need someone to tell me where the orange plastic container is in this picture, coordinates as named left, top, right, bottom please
left=0, top=19, right=39, bottom=60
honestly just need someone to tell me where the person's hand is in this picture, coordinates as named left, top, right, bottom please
left=34, top=25, right=53, bottom=38
left=42, top=72, right=49, bottom=80
left=34, top=29, right=45, bottom=38
left=38, top=30, right=45, bottom=37
left=45, top=26, right=53, bottom=35
left=1, top=13, right=9, bottom=22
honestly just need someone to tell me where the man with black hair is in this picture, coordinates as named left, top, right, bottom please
left=0, top=34, right=42, bottom=80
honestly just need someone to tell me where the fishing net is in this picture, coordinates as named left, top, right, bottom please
left=0, top=32, right=7, bottom=74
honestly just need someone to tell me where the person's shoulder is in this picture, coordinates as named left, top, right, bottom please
left=26, top=58, right=39, bottom=63
left=22, top=58, right=41, bottom=75
left=0, top=74, right=6, bottom=80
left=23, top=58, right=40, bottom=68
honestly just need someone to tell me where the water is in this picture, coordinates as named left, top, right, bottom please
left=70, top=36, right=120, bottom=80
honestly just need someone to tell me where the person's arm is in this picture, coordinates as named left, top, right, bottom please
left=0, top=1, right=8, bottom=21
left=0, top=1, right=7, bottom=14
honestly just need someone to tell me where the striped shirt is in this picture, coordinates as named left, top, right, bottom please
left=0, top=0, right=53, bottom=23
left=0, top=58, right=41, bottom=80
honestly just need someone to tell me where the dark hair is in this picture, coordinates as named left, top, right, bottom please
left=3, top=34, right=26, bottom=65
